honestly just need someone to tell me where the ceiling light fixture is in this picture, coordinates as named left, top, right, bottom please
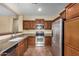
left=38, top=8, right=42, bottom=12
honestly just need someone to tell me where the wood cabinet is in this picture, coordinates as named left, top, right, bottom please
left=23, top=19, right=52, bottom=30
left=66, top=3, right=79, bottom=20
left=64, top=44, right=79, bottom=56
left=64, top=21, right=71, bottom=44
left=45, top=36, right=52, bottom=46
left=23, top=21, right=35, bottom=29
left=27, top=36, right=35, bottom=47
left=64, top=3, right=79, bottom=56
left=69, top=18, right=79, bottom=50
left=16, top=37, right=28, bottom=56
left=35, top=19, right=44, bottom=24
left=44, top=21, right=52, bottom=29
left=64, top=17, right=79, bottom=56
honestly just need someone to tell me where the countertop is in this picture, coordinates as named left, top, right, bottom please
left=23, top=30, right=52, bottom=36
left=0, top=35, right=28, bottom=55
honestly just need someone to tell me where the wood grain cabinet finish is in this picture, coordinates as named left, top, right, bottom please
left=64, top=3, right=79, bottom=56
left=64, top=17, right=79, bottom=56
left=45, top=36, right=52, bottom=46
left=27, top=36, right=35, bottom=47
left=16, top=37, right=28, bottom=56
left=23, top=21, right=35, bottom=29
left=64, top=44, right=79, bottom=56
left=64, top=21, right=71, bottom=44
left=66, top=3, right=79, bottom=20
left=23, top=19, right=52, bottom=30
left=44, top=21, right=52, bottom=29
left=35, top=19, right=44, bottom=24
left=69, top=18, right=79, bottom=50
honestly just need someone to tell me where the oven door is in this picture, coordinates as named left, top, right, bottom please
left=36, top=36, right=45, bottom=46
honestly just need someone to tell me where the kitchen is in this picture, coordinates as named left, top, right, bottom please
left=0, top=3, right=79, bottom=56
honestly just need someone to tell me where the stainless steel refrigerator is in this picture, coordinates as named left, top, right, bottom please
left=52, top=18, right=64, bottom=56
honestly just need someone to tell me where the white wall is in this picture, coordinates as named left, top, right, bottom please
left=0, top=16, right=13, bottom=33
left=0, top=16, right=23, bottom=33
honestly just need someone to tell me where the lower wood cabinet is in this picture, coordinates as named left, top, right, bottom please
left=27, top=36, right=35, bottom=47
left=16, top=37, right=28, bottom=56
left=45, top=36, right=52, bottom=46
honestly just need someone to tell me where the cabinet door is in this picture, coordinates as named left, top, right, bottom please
left=45, top=36, right=51, bottom=46
left=70, top=19, right=79, bottom=50
left=64, top=21, right=71, bottom=44
left=44, top=21, right=52, bottom=29
left=16, top=40, right=25, bottom=56
left=27, top=36, right=35, bottom=47
left=64, top=18, right=79, bottom=56
left=66, top=4, right=79, bottom=20
left=36, top=19, right=44, bottom=24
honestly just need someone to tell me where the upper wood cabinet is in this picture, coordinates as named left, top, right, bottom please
left=23, top=21, right=35, bottom=29
left=23, top=19, right=52, bottom=30
left=35, top=19, right=44, bottom=24
left=44, top=21, right=52, bottom=29
left=66, top=3, right=79, bottom=20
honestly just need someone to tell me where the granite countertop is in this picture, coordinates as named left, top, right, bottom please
left=0, top=35, right=28, bottom=55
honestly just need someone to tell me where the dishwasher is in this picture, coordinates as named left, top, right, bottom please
left=1, top=45, right=17, bottom=56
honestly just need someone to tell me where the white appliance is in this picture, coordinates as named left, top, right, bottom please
left=36, top=24, right=45, bottom=47
left=36, top=36, right=45, bottom=46
left=52, top=18, right=63, bottom=56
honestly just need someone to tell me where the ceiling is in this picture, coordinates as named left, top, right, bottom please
left=0, top=3, right=67, bottom=17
